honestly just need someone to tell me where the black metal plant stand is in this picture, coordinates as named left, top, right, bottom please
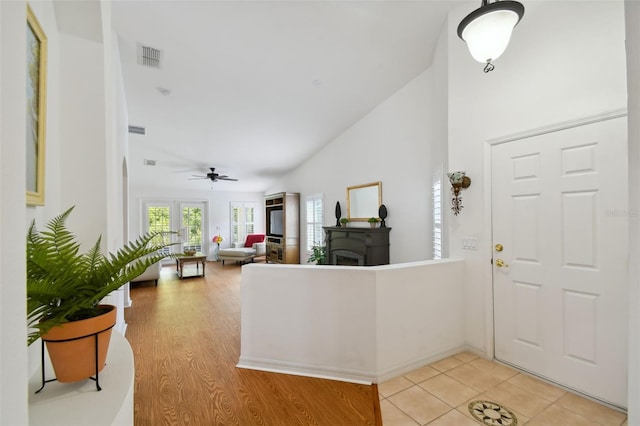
left=35, top=324, right=115, bottom=394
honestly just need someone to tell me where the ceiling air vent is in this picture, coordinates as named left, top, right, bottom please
left=136, top=43, right=162, bottom=69
left=128, top=125, right=146, bottom=135
left=144, top=159, right=157, bottom=166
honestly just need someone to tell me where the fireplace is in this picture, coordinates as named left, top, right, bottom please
left=323, top=226, right=391, bottom=266
left=333, top=249, right=365, bottom=266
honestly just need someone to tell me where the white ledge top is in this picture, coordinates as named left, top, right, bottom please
left=245, top=258, right=464, bottom=271
left=28, top=331, right=134, bottom=426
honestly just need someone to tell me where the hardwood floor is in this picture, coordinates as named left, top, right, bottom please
left=125, top=261, right=381, bottom=425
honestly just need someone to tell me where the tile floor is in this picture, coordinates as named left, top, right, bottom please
left=379, top=352, right=628, bottom=426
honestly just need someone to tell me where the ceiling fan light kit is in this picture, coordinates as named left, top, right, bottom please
left=457, top=0, right=524, bottom=73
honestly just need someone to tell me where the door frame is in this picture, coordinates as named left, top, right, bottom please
left=481, top=108, right=628, bottom=362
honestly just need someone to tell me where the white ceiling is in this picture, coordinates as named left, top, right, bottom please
left=112, top=1, right=463, bottom=192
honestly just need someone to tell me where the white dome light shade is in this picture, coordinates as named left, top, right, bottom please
left=461, top=10, right=519, bottom=63
left=457, top=0, right=524, bottom=70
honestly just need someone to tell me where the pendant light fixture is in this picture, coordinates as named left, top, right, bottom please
left=457, top=0, right=525, bottom=73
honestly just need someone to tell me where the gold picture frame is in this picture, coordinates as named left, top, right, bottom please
left=26, top=5, right=47, bottom=206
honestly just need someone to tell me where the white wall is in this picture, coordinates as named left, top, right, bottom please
left=0, top=2, right=131, bottom=420
left=102, top=2, right=124, bottom=256
left=0, top=0, right=98, bottom=420
left=24, top=0, right=67, bottom=381
left=375, top=260, right=465, bottom=379
left=26, top=1, right=63, bottom=227
left=430, top=18, right=449, bottom=258
left=112, top=33, right=130, bottom=252
left=0, top=1, right=29, bottom=423
left=447, top=1, right=628, bottom=353
left=239, top=260, right=465, bottom=383
left=240, top=264, right=378, bottom=382
left=271, top=67, right=438, bottom=264
left=55, top=2, right=133, bottom=336
left=108, top=31, right=133, bottom=311
left=58, top=33, right=108, bottom=247
left=129, top=186, right=265, bottom=259
left=625, top=1, right=640, bottom=423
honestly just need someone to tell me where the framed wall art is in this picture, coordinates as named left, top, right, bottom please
left=26, top=5, right=47, bottom=206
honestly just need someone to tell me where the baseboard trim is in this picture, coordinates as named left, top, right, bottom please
left=236, top=357, right=374, bottom=385
left=375, top=346, right=468, bottom=383
left=461, top=344, right=488, bottom=359
left=237, top=345, right=474, bottom=385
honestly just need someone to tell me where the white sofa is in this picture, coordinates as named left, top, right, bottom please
left=131, top=261, right=161, bottom=286
left=218, top=242, right=266, bottom=265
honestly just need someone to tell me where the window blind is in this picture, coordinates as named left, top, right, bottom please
left=432, top=178, right=442, bottom=259
left=306, top=195, right=324, bottom=252
left=231, top=202, right=256, bottom=244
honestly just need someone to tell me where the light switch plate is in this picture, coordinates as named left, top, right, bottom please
left=462, top=237, right=478, bottom=250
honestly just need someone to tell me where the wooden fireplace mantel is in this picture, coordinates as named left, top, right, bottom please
left=323, top=226, right=391, bottom=266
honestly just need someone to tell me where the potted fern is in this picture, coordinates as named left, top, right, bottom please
left=27, top=206, right=175, bottom=385
left=368, top=217, right=380, bottom=229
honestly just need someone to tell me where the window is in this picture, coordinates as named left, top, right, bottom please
left=181, top=205, right=203, bottom=252
left=231, top=202, right=256, bottom=244
left=145, top=203, right=172, bottom=256
left=432, top=176, right=442, bottom=259
left=306, top=195, right=324, bottom=252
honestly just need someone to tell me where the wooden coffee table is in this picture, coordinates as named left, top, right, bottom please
left=175, top=253, right=206, bottom=279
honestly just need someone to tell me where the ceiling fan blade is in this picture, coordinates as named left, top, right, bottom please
left=188, top=166, right=237, bottom=183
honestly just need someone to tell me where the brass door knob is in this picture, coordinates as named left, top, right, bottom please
left=495, top=259, right=509, bottom=268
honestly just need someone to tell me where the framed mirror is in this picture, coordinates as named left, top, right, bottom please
left=347, top=182, right=382, bottom=221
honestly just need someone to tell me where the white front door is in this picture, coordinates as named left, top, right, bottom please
left=491, top=116, right=628, bottom=407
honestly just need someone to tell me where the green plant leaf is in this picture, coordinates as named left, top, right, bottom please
left=26, top=207, right=177, bottom=345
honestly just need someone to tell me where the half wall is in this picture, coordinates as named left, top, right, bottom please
left=238, top=259, right=465, bottom=383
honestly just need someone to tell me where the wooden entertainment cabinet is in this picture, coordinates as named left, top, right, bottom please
left=265, top=192, right=300, bottom=264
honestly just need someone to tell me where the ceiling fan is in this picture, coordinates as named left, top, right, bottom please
left=190, top=167, right=238, bottom=182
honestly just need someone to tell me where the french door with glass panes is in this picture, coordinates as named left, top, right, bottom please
left=143, top=202, right=174, bottom=262
left=143, top=200, right=207, bottom=261
left=180, top=202, right=205, bottom=253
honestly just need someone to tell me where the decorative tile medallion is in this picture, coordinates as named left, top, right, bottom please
left=468, top=400, right=518, bottom=426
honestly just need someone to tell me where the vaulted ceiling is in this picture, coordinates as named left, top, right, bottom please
left=111, top=1, right=462, bottom=192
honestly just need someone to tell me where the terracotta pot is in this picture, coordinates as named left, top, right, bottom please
left=41, top=304, right=116, bottom=383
